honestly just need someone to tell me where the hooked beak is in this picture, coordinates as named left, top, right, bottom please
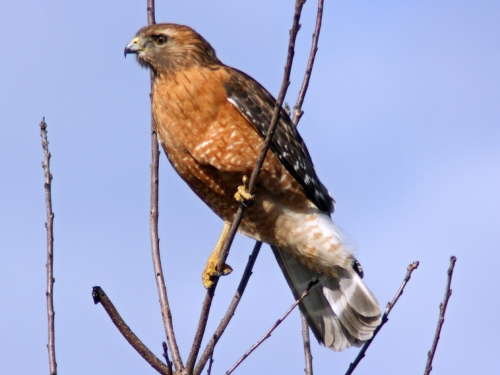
left=124, top=36, right=141, bottom=58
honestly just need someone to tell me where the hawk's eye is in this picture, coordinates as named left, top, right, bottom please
left=153, top=35, right=168, bottom=45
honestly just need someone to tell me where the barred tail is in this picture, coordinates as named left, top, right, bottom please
left=272, top=246, right=381, bottom=351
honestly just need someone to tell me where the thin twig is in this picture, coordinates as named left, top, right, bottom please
left=162, top=342, right=173, bottom=373
left=207, top=347, right=215, bottom=375
left=146, top=0, right=184, bottom=372
left=193, top=242, right=262, bottom=375
left=301, top=312, right=313, bottom=375
left=292, top=0, right=324, bottom=126
left=226, top=278, right=319, bottom=375
left=187, top=287, right=215, bottom=374
left=424, top=256, right=456, bottom=375
left=345, top=261, right=420, bottom=375
left=187, top=1, right=306, bottom=371
left=292, top=2, right=324, bottom=371
left=40, top=118, right=57, bottom=375
left=147, top=0, right=155, bottom=24
left=92, top=287, right=171, bottom=375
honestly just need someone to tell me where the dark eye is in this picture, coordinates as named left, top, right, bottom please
left=153, top=35, right=168, bottom=45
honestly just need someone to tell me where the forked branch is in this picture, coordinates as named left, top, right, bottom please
left=293, top=0, right=324, bottom=126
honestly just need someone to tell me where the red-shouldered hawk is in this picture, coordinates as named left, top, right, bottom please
left=125, top=23, right=381, bottom=351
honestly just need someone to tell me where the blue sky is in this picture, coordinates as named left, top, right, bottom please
left=1, top=1, right=499, bottom=374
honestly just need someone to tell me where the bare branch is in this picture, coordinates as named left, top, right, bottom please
left=147, top=0, right=155, bottom=25
left=40, top=118, right=57, bottom=375
left=385, top=261, right=420, bottom=316
left=92, top=287, right=172, bottom=375
left=148, top=86, right=183, bottom=372
left=301, top=312, right=313, bottom=375
left=192, top=242, right=262, bottom=375
left=226, top=278, right=319, bottom=375
left=424, top=256, right=456, bottom=375
left=207, top=349, right=215, bottom=375
left=291, top=2, right=324, bottom=370
left=162, top=342, right=173, bottom=374
left=292, top=0, right=324, bottom=126
left=345, top=261, right=420, bottom=375
left=187, top=0, right=307, bottom=370
left=187, top=289, right=214, bottom=374
left=146, top=0, right=184, bottom=372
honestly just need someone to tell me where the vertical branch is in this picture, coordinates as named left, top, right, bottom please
left=147, top=0, right=155, bottom=24
left=292, top=0, right=324, bottom=127
left=300, top=312, right=313, bottom=375
left=187, top=285, right=216, bottom=374
left=187, top=1, right=307, bottom=371
left=345, top=261, right=420, bottom=375
left=146, top=0, right=184, bottom=372
left=40, top=118, right=57, bottom=375
left=424, top=256, right=457, bottom=375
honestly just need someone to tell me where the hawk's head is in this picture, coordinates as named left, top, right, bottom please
left=124, top=23, right=221, bottom=73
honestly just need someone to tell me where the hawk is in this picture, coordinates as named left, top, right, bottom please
left=125, top=23, right=381, bottom=351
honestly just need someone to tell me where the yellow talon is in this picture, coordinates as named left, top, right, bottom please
left=202, top=222, right=233, bottom=289
left=202, top=262, right=233, bottom=289
left=234, top=175, right=255, bottom=207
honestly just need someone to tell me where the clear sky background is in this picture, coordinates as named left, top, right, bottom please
left=1, top=1, right=499, bottom=374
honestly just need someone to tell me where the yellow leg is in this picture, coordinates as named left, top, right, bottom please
left=234, top=175, right=255, bottom=207
left=202, top=221, right=233, bottom=289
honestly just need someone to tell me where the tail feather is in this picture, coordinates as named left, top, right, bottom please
left=322, top=276, right=379, bottom=341
left=272, top=246, right=381, bottom=351
left=338, top=275, right=381, bottom=317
